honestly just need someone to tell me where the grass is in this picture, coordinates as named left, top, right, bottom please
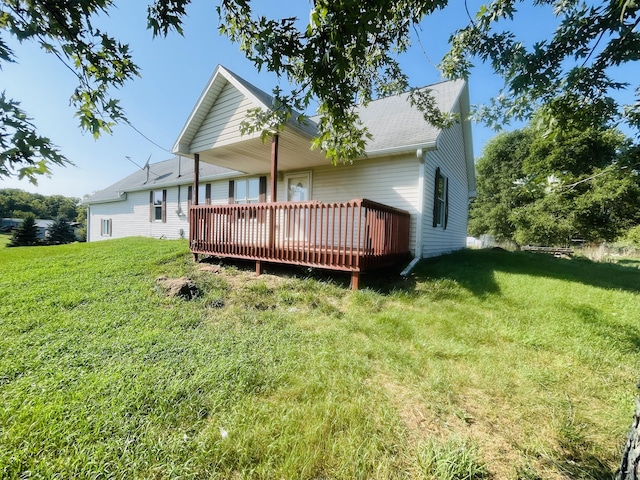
left=0, top=233, right=10, bottom=247
left=1, top=238, right=639, bottom=479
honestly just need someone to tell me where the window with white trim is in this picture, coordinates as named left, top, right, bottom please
left=433, top=167, right=449, bottom=229
left=151, top=190, right=166, bottom=222
left=101, top=218, right=112, bottom=236
left=235, top=178, right=260, bottom=204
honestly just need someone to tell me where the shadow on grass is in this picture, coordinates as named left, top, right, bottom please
left=546, top=454, right=615, bottom=480
left=197, top=256, right=414, bottom=292
left=196, top=248, right=639, bottom=297
left=411, top=248, right=640, bottom=298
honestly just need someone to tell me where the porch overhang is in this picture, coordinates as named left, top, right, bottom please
left=175, top=128, right=328, bottom=175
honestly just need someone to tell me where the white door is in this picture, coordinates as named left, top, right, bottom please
left=286, top=172, right=311, bottom=202
left=285, top=172, right=312, bottom=241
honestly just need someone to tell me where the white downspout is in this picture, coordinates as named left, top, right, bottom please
left=86, top=205, right=90, bottom=242
left=401, top=148, right=426, bottom=278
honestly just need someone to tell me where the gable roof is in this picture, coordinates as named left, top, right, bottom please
left=355, top=79, right=468, bottom=155
left=84, top=156, right=237, bottom=204
left=171, top=65, right=472, bottom=178
left=173, top=65, right=316, bottom=156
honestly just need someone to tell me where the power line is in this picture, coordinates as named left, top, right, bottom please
left=124, top=119, right=172, bottom=154
left=412, top=24, right=441, bottom=75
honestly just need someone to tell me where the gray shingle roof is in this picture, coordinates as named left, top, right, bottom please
left=306, top=79, right=467, bottom=154
left=91, top=75, right=469, bottom=205
left=357, top=79, right=466, bottom=153
left=84, top=156, right=238, bottom=204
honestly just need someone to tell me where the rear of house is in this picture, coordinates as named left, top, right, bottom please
left=85, top=65, right=475, bottom=285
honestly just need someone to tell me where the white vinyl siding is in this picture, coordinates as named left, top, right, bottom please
left=422, top=104, right=470, bottom=257
left=280, top=155, right=421, bottom=255
left=190, top=82, right=260, bottom=152
left=87, top=178, right=238, bottom=242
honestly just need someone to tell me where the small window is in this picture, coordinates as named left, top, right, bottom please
left=150, top=190, right=166, bottom=222
left=433, top=167, right=449, bottom=229
left=153, top=190, right=163, bottom=220
left=101, top=218, right=112, bottom=237
left=235, top=178, right=260, bottom=204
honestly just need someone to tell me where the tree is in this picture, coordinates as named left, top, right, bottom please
left=46, top=217, right=77, bottom=245
left=616, top=386, right=640, bottom=480
left=442, top=0, right=640, bottom=137
left=7, top=214, right=39, bottom=247
left=468, top=129, right=535, bottom=241
left=1, top=0, right=139, bottom=183
left=75, top=203, right=88, bottom=242
left=0, top=189, right=80, bottom=220
left=1, top=0, right=638, bottom=181
left=470, top=125, right=640, bottom=246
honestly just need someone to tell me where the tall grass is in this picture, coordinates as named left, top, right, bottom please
left=1, top=238, right=638, bottom=479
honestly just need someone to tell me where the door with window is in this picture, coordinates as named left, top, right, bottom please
left=285, top=172, right=311, bottom=242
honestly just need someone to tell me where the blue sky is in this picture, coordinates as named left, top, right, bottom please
left=0, top=1, right=632, bottom=198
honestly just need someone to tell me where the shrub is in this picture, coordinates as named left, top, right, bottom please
left=46, top=217, right=76, bottom=245
left=7, top=214, right=39, bottom=247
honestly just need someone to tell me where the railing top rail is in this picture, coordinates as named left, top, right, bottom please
left=358, top=199, right=411, bottom=217
left=190, top=199, right=410, bottom=217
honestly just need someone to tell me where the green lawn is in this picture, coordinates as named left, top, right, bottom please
left=0, top=233, right=10, bottom=248
left=1, top=238, right=639, bottom=479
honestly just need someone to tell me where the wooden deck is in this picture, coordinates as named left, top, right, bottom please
left=189, top=199, right=411, bottom=288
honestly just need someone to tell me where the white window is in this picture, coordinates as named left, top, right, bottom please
left=101, top=218, right=112, bottom=236
left=235, top=178, right=260, bottom=204
left=152, top=190, right=164, bottom=221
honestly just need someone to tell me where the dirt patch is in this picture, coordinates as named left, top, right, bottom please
left=156, top=276, right=199, bottom=300
left=198, top=264, right=221, bottom=273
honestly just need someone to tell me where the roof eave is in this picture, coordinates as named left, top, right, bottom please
left=365, top=141, right=438, bottom=159
left=85, top=170, right=240, bottom=204
left=83, top=192, right=127, bottom=205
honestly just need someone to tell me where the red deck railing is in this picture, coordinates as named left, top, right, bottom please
left=189, top=199, right=411, bottom=277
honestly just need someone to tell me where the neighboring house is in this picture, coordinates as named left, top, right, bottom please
left=86, top=65, right=475, bottom=287
left=1, top=218, right=55, bottom=239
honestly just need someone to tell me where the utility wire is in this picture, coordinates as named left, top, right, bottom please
left=412, top=24, right=441, bottom=75
left=124, top=119, right=172, bottom=154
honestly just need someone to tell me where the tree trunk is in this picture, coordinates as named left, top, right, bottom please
left=617, top=387, right=640, bottom=480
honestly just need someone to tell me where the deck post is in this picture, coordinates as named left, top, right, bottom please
left=193, top=153, right=200, bottom=206
left=350, top=271, right=360, bottom=290
left=191, top=153, right=200, bottom=263
left=256, top=260, right=262, bottom=275
left=270, top=134, right=278, bottom=203
left=269, top=134, right=279, bottom=254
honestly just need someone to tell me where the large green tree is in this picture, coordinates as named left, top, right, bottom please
left=1, top=0, right=638, bottom=181
left=0, top=188, right=80, bottom=220
left=467, top=129, right=535, bottom=241
left=442, top=0, right=640, bottom=136
left=470, top=126, right=640, bottom=246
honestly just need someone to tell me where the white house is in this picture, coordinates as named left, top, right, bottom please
left=85, top=65, right=475, bottom=287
